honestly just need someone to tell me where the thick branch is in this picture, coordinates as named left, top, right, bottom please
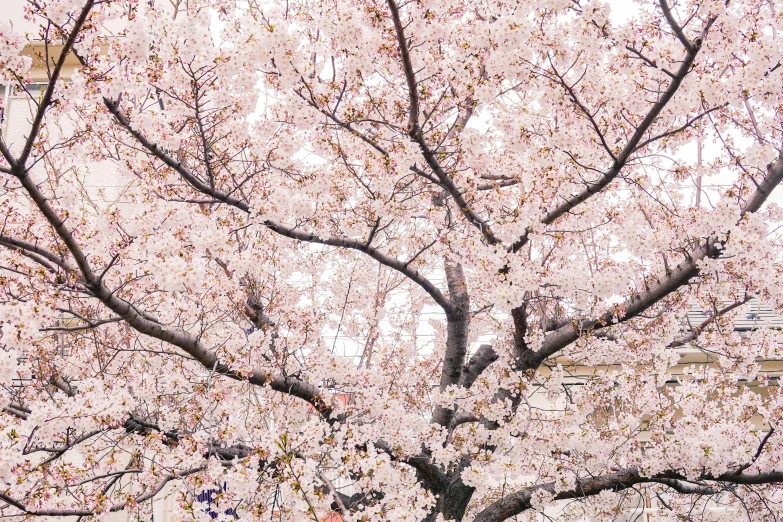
left=8, top=152, right=333, bottom=422
left=0, top=234, right=77, bottom=275
left=17, top=0, right=95, bottom=167
left=373, top=440, right=446, bottom=489
left=473, top=467, right=783, bottom=522
left=524, top=239, right=715, bottom=370
left=458, top=344, right=498, bottom=389
left=522, top=151, right=783, bottom=369
left=50, top=375, right=77, bottom=397
left=432, top=263, right=471, bottom=427
left=387, top=0, right=419, bottom=131
left=742, top=155, right=783, bottom=216
left=659, top=0, right=696, bottom=53
left=475, top=152, right=783, bottom=381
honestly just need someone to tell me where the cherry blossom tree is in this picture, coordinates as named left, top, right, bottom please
left=1, top=0, right=783, bottom=520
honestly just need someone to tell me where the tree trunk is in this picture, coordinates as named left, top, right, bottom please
left=432, top=263, right=471, bottom=427
left=423, top=470, right=475, bottom=521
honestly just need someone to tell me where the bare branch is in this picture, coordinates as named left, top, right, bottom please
left=317, top=471, right=350, bottom=519
left=668, top=296, right=752, bottom=348
left=659, top=0, right=695, bottom=52
left=17, top=0, right=95, bottom=167
left=633, top=103, right=728, bottom=152
left=734, top=428, right=776, bottom=475
left=41, top=316, right=124, bottom=332
left=0, top=234, right=77, bottom=275
left=411, top=164, right=503, bottom=245
left=387, top=0, right=419, bottom=132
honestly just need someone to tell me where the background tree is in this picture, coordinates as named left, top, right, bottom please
left=1, top=0, right=783, bottom=520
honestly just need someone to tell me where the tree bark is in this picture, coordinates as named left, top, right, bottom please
left=421, top=458, right=476, bottom=522
left=432, top=263, right=471, bottom=427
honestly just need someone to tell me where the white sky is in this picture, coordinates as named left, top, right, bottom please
left=607, top=0, right=641, bottom=24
